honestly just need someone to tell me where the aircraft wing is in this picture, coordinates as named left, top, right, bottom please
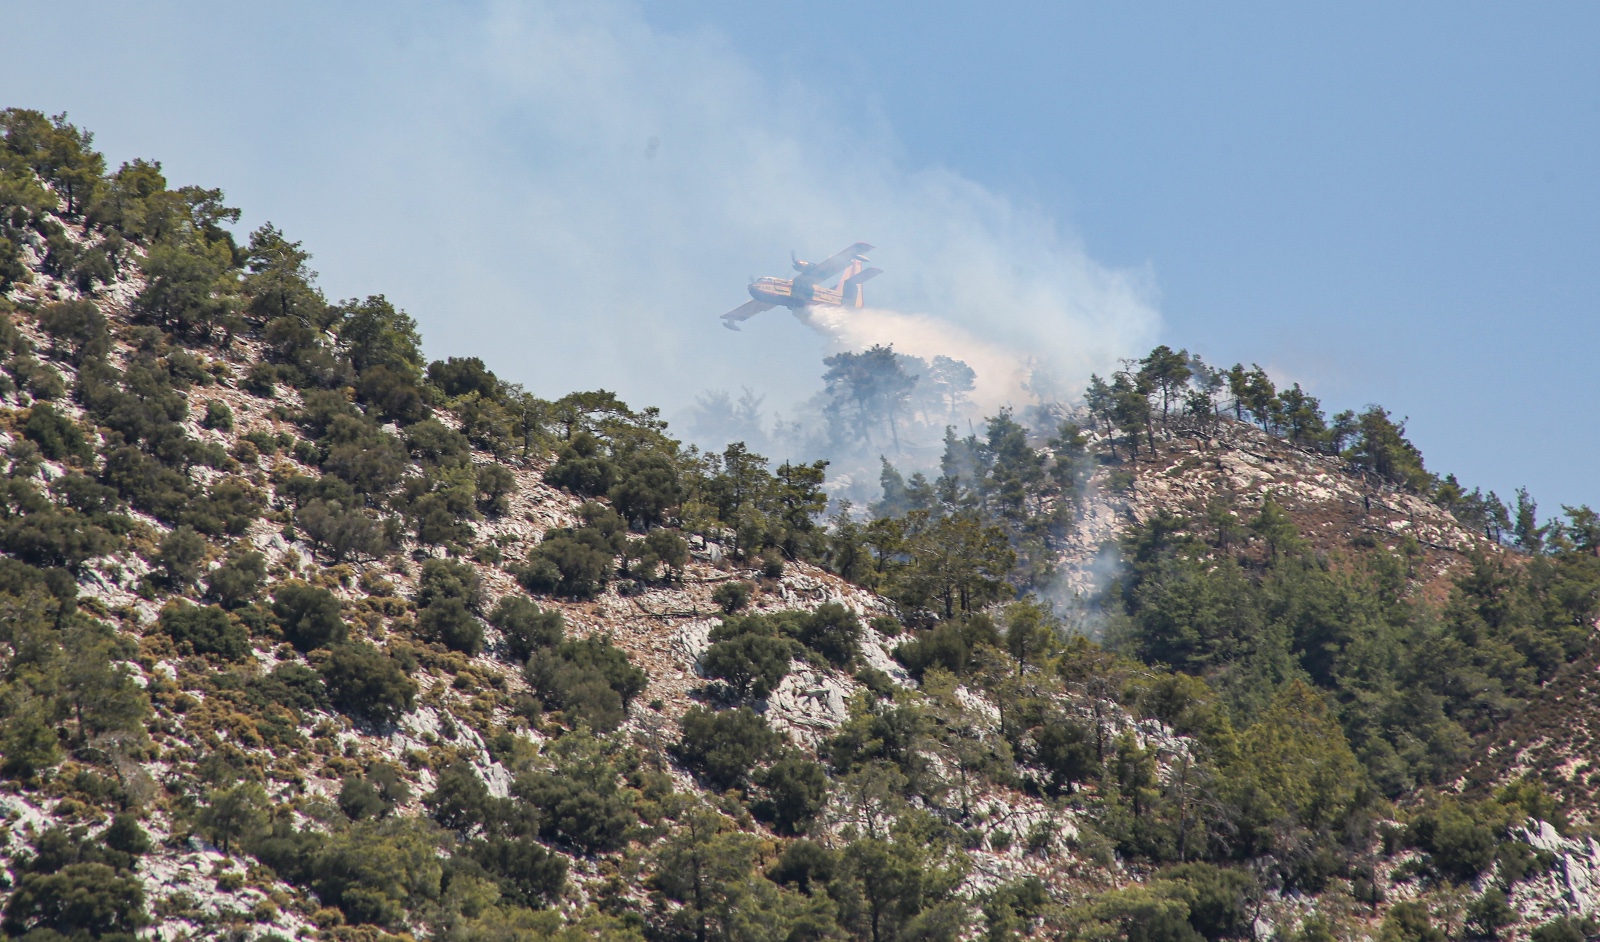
left=793, top=242, right=874, bottom=286
left=720, top=299, right=775, bottom=330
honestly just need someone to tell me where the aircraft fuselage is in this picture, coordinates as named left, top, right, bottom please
left=748, top=277, right=844, bottom=309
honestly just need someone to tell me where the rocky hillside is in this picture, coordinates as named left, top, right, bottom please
left=1, top=109, right=1598, bottom=942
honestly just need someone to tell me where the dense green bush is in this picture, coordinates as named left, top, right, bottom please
left=525, top=635, right=646, bottom=732
left=201, top=398, right=234, bottom=431
left=510, top=733, right=637, bottom=854
left=295, top=499, right=389, bottom=562
left=204, top=549, right=266, bottom=608
left=1033, top=715, right=1098, bottom=792
left=542, top=431, right=615, bottom=498
left=158, top=600, right=249, bottom=659
left=22, top=403, right=92, bottom=463
left=320, top=642, right=417, bottom=724
left=271, top=580, right=347, bottom=651
left=752, top=752, right=829, bottom=835
left=153, top=524, right=206, bottom=590
left=254, top=663, right=329, bottom=715
left=1530, top=917, right=1600, bottom=942
left=428, top=356, right=500, bottom=400
left=701, top=617, right=798, bottom=700
left=893, top=614, right=1001, bottom=680
left=1, top=862, right=148, bottom=939
left=608, top=449, right=681, bottom=528
left=418, top=596, right=483, bottom=654
left=475, top=462, right=516, bottom=516
left=790, top=602, right=863, bottom=668
left=517, top=523, right=620, bottom=600
left=712, top=580, right=753, bottom=613
left=339, top=763, right=411, bottom=821
left=467, top=837, right=568, bottom=908
left=1381, top=902, right=1444, bottom=942
left=489, top=595, right=564, bottom=663
left=1405, top=799, right=1499, bottom=883
left=673, top=705, right=782, bottom=792
left=416, top=557, right=482, bottom=609
left=425, top=761, right=494, bottom=833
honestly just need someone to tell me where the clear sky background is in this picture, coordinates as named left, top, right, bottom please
left=3, top=2, right=1597, bottom=513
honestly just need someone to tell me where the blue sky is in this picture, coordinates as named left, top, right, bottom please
left=4, top=2, right=1598, bottom=512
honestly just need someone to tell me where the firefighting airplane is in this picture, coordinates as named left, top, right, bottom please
left=720, top=242, right=881, bottom=330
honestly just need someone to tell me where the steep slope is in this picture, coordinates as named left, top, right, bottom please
left=3, top=110, right=1599, bottom=942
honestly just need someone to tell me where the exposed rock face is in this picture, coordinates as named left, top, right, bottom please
left=1053, top=423, right=1491, bottom=608
left=1515, top=821, right=1600, bottom=923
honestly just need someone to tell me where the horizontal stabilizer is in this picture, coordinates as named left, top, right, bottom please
left=721, top=299, right=775, bottom=329
left=794, top=242, right=876, bottom=286
left=843, top=267, right=883, bottom=308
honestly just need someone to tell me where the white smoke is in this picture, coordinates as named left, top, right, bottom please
left=0, top=1, right=1163, bottom=421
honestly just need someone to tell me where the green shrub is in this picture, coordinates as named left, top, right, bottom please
left=271, top=581, right=347, bottom=651
left=1157, top=864, right=1258, bottom=942
left=893, top=614, right=1001, bottom=680
left=518, top=527, right=618, bottom=600
left=404, top=418, right=471, bottom=467
left=302, top=819, right=442, bottom=929
left=22, top=404, right=91, bottom=463
left=158, top=600, right=249, bottom=659
left=525, top=635, right=646, bottom=732
left=418, top=596, right=483, bottom=655
left=489, top=595, right=564, bottom=662
left=103, top=813, right=153, bottom=859
left=0, top=695, right=62, bottom=780
left=339, top=775, right=387, bottom=821
left=673, top=705, right=782, bottom=792
left=702, top=618, right=798, bottom=700
left=36, top=300, right=108, bottom=362
left=1034, top=716, right=1098, bottom=792
left=712, top=580, right=753, bottom=614
left=320, top=642, right=417, bottom=724
left=1406, top=799, right=1499, bottom=882
left=792, top=602, right=863, bottom=668
left=1381, top=902, right=1444, bottom=942
left=768, top=839, right=836, bottom=894
left=752, top=752, right=829, bottom=835
left=416, top=557, right=482, bottom=609
left=357, top=365, right=429, bottom=425
left=608, top=450, right=681, bottom=528
left=154, top=524, right=207, bottom=590
left=467, top=837, right=567, bottom=908
left=510, top=732, right=636, bottom=854
left=339, top=764, right=410, bottom=821
left=428, top=356, right=500, bottom=400
left=296, top=499, right=388, bottom=562
left=1, top=862, right=148, bottom=939
left=425, top=761, right=493, bottom=833
left=204, top=550, right=266, bottom=609
left=476, top=463, right=516, bottom=516
left=542, top=432, right=616, bottom=498
left=1530, top=917, right=1599, bottom=942
left=254, top=663, right=329, bottom=715
left=202, top=399, right=234, bottom=432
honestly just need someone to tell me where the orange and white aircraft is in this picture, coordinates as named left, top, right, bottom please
left=721, top=242, right=881, bottom=330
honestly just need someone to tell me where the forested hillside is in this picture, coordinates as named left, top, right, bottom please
left=1, top=108, right=1598, bottom=942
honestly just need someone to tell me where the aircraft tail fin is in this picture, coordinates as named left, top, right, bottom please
left=843, top=267, right=882, bottom=308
